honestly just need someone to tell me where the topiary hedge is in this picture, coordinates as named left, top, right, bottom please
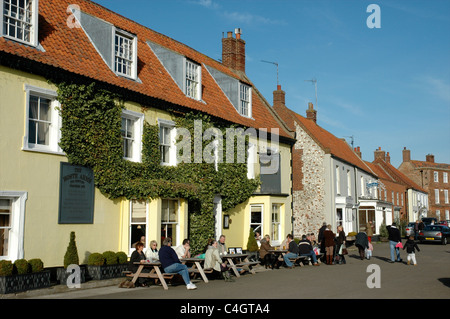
left=0, top=260, right=13, bottom=276
left=13, top=259, right=29, bottom=275
left=28, top=259, right=44, bottom=273
left=116, top=251, right=128, bottom=265
left=88, top=253, right=105, bottom=266
left=102, top=251, right=118, bottom=265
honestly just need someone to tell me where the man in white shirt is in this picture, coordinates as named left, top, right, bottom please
left=173, top=238, right=191, bottom=259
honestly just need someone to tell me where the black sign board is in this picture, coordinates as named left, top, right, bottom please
left=58, top=162, right=95, bottom=224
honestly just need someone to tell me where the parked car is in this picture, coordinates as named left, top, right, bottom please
left=421, top=217, right=438, bottom=225
left=437, top=220, right=450, bottom=227
left=418, top=225, right=450, bottom=245
left=405, top=222, right=416, bottom=238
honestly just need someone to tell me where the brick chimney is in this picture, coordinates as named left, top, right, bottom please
left=273, top=85, right=285, bottom=108
left=402, top=147, right=411, bottom=162
left=374, top=147, right=386, bottom=162
left=386, top=152, right=391, bottom=164
left=306, top=102, right=317, bottom=123
left=222, top=28, right=245, bottom=73
left=354, top=146, right=362, bottom=158
left=426, top=154, right=435, bottom=163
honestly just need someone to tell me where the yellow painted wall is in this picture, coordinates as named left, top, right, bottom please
left=0, top=64, right=292, bottom=266
left=0, top=66, right=181, bottom=267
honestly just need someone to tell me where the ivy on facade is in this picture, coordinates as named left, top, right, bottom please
left=55, top=82, right=260, bottom=253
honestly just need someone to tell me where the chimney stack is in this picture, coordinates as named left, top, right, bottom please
left=222, top=28, right=245, bottom=73
left=273, top=85, right=285, bottom=109
left=354, top=146, right=362, bottom=158
left=402, top=147, right=411, bottom=162
left=426, top=154, right=435, bottom=163
left=306, top=102, right=317, bottom=123
left=386, top=152, right=391, bottom=164
left=374, top=146, right=386, bottom=162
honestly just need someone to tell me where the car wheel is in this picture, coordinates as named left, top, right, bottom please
left=442, top=237, right=447, bottom=245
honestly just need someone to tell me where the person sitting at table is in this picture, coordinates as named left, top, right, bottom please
left=259, top=235, right=276, bottom=269
left=129, top=242, right=150, bottom=287
left=204, top=240, right=234, bottom=282
left=173, top=238, right=191, bottom=259
left=145, top=240, right=159, bottom=261
left=218, top=235, right=227, bottom=256
left=298, top=235, right=320, bottom=266
left=283, top=234, right=299, bottom=268
left=159, top=237, right=197, bottom=290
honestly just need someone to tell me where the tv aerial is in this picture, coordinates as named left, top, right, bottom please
left=261, top=60, right=279, bottom=86
left=304, top=78, right=318, bottom=108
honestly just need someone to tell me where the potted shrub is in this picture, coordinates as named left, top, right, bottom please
left=57, top=231, right=86, bottom=285
left=86, top=251, right=129, bottom=280
left=246, top=228, right=259, bottom=261
left=0, top=259, right=51, bottom=294
left=379, top=223, right=389, bottom=242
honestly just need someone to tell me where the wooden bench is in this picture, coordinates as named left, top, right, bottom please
left=234, top=261, right=260, bottom=268
left=288, top=256, right=308, bottom=267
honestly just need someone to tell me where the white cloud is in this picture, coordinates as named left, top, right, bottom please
left=423, top=76, right=450, bottom=103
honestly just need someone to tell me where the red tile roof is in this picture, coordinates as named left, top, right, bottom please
left=371, top=158, right=427, bottom=193
left=0, top=0, right=292, bottom=139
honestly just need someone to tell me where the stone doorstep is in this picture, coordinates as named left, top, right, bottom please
left=0, top=277, right=125, bottom=299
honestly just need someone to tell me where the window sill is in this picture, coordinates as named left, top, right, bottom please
left=22, top=147, right=65, bottom=157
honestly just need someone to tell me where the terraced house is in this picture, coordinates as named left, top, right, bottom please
left=272, top=87, right=383, bottom=236
left=0, top=0, right=295, bottom=267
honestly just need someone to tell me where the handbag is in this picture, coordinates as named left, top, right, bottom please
left=341, top=244, right=348, bottom=255
left=395, top=242, right=403, bottom=249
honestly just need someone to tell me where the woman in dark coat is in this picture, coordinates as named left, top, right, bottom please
left=323, top=224, right=336, bottom=265
left=129, top=242, right=149, bottom=286
left=355, top=231, right=369, bottom=260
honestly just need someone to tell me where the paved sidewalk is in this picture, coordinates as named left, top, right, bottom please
left=2, top=241, right=449, bottom=300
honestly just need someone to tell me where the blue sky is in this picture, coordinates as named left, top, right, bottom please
left=94, top=0, right=450, bottom=168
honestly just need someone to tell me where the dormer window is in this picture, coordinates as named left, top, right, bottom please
left=239, top=83, right=251, bottom=117
left=1, top=0, right=39, bottom=46
left=114, top=29, right=137, bottom=79
left=185, top=60, right=201, bottom=100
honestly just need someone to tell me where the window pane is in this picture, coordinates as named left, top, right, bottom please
left=29, top=96, right=38, bottom=119
left=0, top=198, right=11, bottom=257
left=131, top=200, right=146, bottom=223
left=250, top=205, right=262, bottom=233
left=28, top=119, right=36, bottom=144
left=37, top=121, right=49, bottom=145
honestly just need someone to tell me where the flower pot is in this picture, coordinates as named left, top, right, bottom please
left=0, top=270, right=51, bottom=294
left=86, top=264, right=129, bottom=280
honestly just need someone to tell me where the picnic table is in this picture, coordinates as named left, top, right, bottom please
left=181, top=257, right=212, bottom=283
left=221, top=253, right=260, bottom=277
left=127, top=261, right=176, bottom=290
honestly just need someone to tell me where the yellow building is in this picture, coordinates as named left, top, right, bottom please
left=0, top=0, right=294, bottom=267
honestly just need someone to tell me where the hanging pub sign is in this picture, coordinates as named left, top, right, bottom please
left=58, top=162, right=95, bottom=224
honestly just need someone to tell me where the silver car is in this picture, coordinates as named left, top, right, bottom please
left=418, top=225, right=450, bottom=245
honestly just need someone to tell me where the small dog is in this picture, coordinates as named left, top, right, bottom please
left=118, top=280, right=135, bottom=288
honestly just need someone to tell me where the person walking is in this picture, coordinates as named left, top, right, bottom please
left=323, top=224, right=336, bottom=265
left=355, top=231, right=369, bottom=260
left=336, top=225, right=347, bottom=264
left=366, top=221, right=374, bottom=243
left=386, top=222, right=402, bottom=263
left=403, top=236, right=420, bottom=266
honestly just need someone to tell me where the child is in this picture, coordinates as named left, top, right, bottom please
left=403, top=236, right=420, bottom=265
left=366, top=241, right=373, bottom=260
